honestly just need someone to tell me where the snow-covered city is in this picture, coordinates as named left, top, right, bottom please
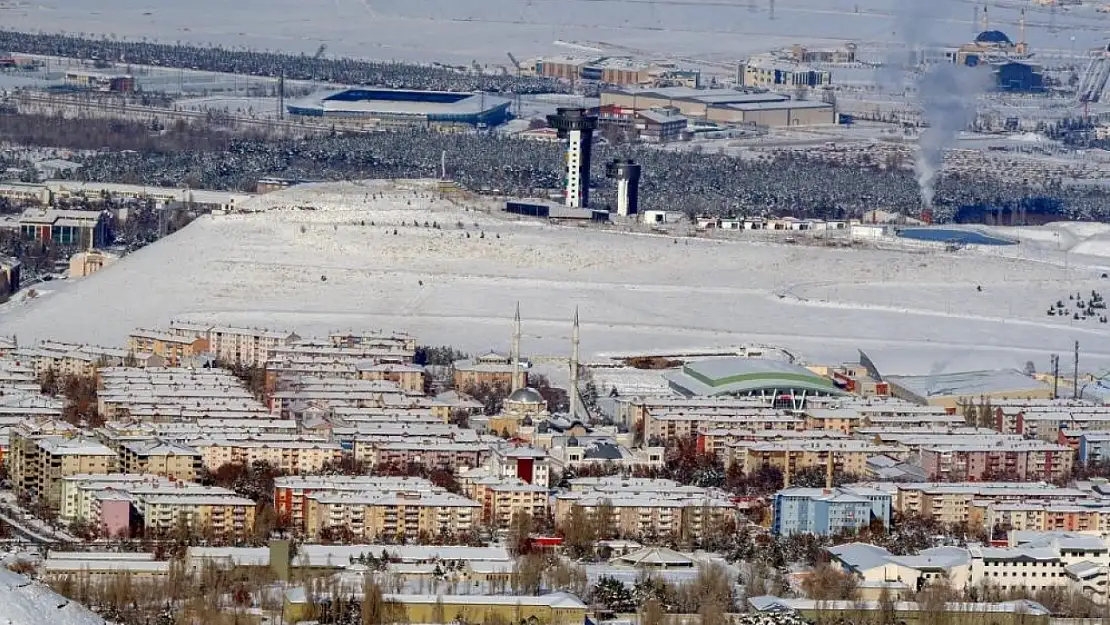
left=7, top=0, right=1110, bottom=624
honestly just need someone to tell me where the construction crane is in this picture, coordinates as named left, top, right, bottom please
left=314, top=44, right=327, bottom=60
left=506, top=51, right=521, bottom=77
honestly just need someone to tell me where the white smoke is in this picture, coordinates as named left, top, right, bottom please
left=915, top=65, right=989, bottom=209
left=880, top=1, right=989, bottom=211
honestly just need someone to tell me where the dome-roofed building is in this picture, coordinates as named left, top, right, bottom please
left=975, top=30, right=1012, bottom=45
left=488, top=386, right=550, bottom=438
left=507, top=387, right=545, bottom=406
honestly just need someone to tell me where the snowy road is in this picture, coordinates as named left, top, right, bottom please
left=2, top=180, right=1109, bottom=376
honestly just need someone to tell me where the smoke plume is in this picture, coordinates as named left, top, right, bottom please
left=914, top=65, right=986, bottom=209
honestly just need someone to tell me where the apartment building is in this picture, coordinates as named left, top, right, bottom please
left=920, top=439, right=1074, bottom=482
left=975, top=501, right=1110, bottom=534
left=736, top=440, right=904, bottom=477
left=892, top=483, right=1091, bottom=525
left=126, top=330, right=209, bottom=367
left=772, top=486, right=892, bottom=536
left=189, top=438, right=342, bottom=473
left=356, top=439, right=491, bottom=471
left=273, top=475, right=444, bottom=531
left=117, top=440, right=202, bottom=481
left=98, top=419, right=299, bottom=448
left=15, top=341, right=155, bottom=378
left=359, top=363, right=426, bottom=393
left=699, top=428, right=846, bottom=459
left=304, top=491, right=480, bottom=541
left=168, top=320, right=298, bottom=367
left=143, top=493, right=256, bottom=537
left=555, top=477, right=735, bottom=540
left=33, top=436, right=118, bottom=507
left=613, top=396, right=774, bottom=428
left=1079, top=432, right=1110, bottom=465
left=452, top=351, right=523, bottom=391
left=488, top=445, right=551, bottom=488
left=471, top=477, right=550, bottom=529
left=59, top=474, right=171, bottom=522
left=96, top=367, right=268, bottom=420
left=646, top=411, right=803, bottom=441
left=270, top=377, right=419, bottom=415
left=556, top=490, right=734, bottom=541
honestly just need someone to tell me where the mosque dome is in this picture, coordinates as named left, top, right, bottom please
left=507, top=387, right=545, bottom=404
left=975, top=30, right=1011, bottom=45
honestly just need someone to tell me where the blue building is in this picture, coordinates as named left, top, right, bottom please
left=995, top=62, right=1044, bottom=93
left=1079, top=432, right=1110, bottom=465
left=772, top=486, right=891, bottom=536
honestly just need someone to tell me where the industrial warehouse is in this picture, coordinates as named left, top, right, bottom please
left=600, top=86, right=835, bottom=127
left=286, top=88, right=513, bottom=128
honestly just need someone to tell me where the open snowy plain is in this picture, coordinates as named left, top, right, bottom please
left=0, top=0, right=1105, bottom=65
left=4, top=180, right=1110, bottom=376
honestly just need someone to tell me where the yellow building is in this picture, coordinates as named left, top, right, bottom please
left=118, top=441, right=203, bottom=482
left=359, top=363, right=426, bottom=393
left=28, top=435, right=118, bottom=508
left=126, top=330, right=209, bottom=367
left=893, top=483, right=1089, bottom=525
left=285, top=590, right=588, bottom=625
left=555, top=493, right=734, bottom=541
left=739, top=441, right=904, bottom=477
left=191, top=438, right=342, bottom=474
left=304, top=491, right=480, bottom=541
left=68, top=250, right=117, bottom=279
left=473, top=478, right=550, bottom=529
left=142, top=494, right=256, bottom=537
left=7, top=419, right=78, bottom=500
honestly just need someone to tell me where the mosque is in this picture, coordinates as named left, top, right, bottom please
left=953, top=7, right=1031, bottom=66
left=483, top=307, right=584, bottom=438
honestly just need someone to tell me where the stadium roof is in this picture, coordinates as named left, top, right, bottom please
left=663, top=357, right=845, bottom=397
left=287, top=88, right=511, bottom=121
left=886, top=369, right=1050, bottom=400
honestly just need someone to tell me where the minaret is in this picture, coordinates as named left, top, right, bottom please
left=981, top=5, right=988, bottom=32
left=1019, top=9, right=1027, bottom=55
left=511, top=303, right=522, bottom=392
left=570, top=308, right=580, bottom=419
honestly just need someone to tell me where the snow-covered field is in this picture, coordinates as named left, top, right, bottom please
left=0, top=0, right=1105, bottom=65
left=4, top=180, right=1110, bottom=376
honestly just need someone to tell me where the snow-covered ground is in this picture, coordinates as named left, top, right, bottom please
left=0, top=568, right=105, bottom=625
left=4, top=180, right=1110, bottom=376
left=0, top=0, right=1105, bottom=65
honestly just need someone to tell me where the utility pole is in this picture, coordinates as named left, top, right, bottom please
left=1052, top=354, right=1060, bottom=399
left=1074, top=340, right=1081, bottom=400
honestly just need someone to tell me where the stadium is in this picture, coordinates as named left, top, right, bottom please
left=663, top=357, right=847, bottom=407
left=286, top=88, right=513, bottom=128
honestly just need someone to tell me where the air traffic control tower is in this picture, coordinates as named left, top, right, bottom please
left=605, top=159, right=641, bottom=217
left=547, top=107, right=598, bottom=208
